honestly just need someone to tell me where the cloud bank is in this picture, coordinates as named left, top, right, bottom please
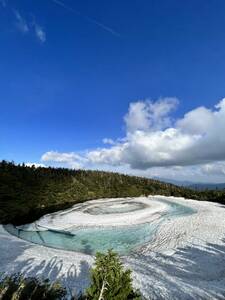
left=41, top=98, right=225, bottom=182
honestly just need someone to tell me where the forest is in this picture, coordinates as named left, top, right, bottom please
left=0, top=160, right=224, bottom=225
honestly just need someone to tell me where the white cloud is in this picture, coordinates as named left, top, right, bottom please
left=124, top=98, right=178, bottom=133
left=102, top=138, right=115, bottom=145
left=25, top=162, right=46, bottom=168
left=33, top=22, right=46, bottom=43
left=41, top=151, right=85, bottom=169
left=41, top=98, right=225, bottom=181
left=176, top=107, right=214, bottom=135
left=12, top=9, right=46, bottom=42
left=84, top=98, right=225, bottom=169
left=14, top=10, right=29, bottom=33
left=200, top=162, right=225, bottom=177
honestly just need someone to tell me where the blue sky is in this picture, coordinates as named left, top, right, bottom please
left=1, top=0, right=225, bottom=182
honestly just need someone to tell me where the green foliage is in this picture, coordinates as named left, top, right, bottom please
left=0, top=251, right=142, bottom=299
left=85, top=250, right=141, bottom=300
left=0, top=160, right=224, bottom=225
left=0, top=274, right=66, bottom=300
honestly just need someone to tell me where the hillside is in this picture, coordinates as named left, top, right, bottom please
left=0, top=160, right=225, bottom=225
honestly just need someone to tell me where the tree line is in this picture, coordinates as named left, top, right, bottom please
left=0, top=160, right=224, bottom=225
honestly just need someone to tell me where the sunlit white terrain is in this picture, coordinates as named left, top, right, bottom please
left=1, top=195, right=225, bottom=299
left=4, top=196, right=195, bottom=255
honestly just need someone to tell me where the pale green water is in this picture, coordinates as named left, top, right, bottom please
left=5, top=198, right=195, bottom=255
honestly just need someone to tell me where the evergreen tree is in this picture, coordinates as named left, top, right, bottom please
left=1, top=160, right=224, bottom=225
left=85, top=250, right=141, bottom=300
left=0, top=274, right=66, bottom=299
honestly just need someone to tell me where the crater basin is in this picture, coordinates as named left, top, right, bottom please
left=5, top=197, right=195, bottom=255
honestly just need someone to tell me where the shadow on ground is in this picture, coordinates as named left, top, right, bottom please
left=126, top=238, right=225, bottom=300
left=13, top=256, right=90, bottom=298
left=0, top=228, right=91, bottom=298
left=2, top=227, right=225, bottom=299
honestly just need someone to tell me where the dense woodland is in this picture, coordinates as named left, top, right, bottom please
left=0, top=160, right=225, bottom=225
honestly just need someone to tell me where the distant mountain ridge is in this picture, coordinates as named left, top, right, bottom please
left=154, top=177, right=225, bottom=190
left=188, top=183, right=225, bottom=191
left=153, top=177, right=193, bottom=186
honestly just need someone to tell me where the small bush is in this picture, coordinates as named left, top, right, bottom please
left=85, top=249, right=141, bottom=300
left=0, top=274, right=66, bottom=300
left=0, top=251, right=142, bottom=299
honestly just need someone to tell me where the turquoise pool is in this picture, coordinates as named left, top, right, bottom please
left=4, top=198, right=195, bottom=255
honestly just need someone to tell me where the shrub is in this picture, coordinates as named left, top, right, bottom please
left=0, top=251, right=142, bottom=299
left=0, top=274, right=66, bottom=300
left=85, top=250, right=141, bottom=300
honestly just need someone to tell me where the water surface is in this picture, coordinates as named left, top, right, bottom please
left=5, top=198, right=195, bottom=255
